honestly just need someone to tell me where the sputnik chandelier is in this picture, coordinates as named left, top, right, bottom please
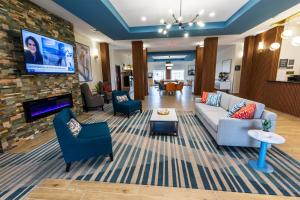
left=158, top=0, right=211, bottom=38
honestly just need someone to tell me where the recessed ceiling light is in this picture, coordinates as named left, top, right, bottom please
left=209, top=12, right=216, bottom=17
left=141, top=16, right=147, bottom=22
left=198, top=9, right=205, bottom=15
left=160, top=18, right=165, bottom=24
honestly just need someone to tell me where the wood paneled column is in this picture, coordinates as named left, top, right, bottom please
left=201, top=37, right=218, bottom=93
left=100, top=42, right=111, bottom=82
left=132, top=41, right=145, bottom=100
left=194, top=46, right=204, bottom=95
left=166, top=65, right=171, bottom=79
left=239, top=36, right=255, bottom=99
left=143, top=48, right=148, bottom=96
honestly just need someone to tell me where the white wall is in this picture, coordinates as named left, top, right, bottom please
left=276, top=25, right=300, bottom=81
left=74, top=31, right=102, bottom=90
left=109, top=48, right=132, bottom=90
left=148, top=60, right=195, bottom=81
left=216, top=44, right=243, bottom=93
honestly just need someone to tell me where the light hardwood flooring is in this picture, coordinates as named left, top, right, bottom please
left=25, top=179, right=298, bottom=200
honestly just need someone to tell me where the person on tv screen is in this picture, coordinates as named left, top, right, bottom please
left=24, top=36, right=43, bottom=65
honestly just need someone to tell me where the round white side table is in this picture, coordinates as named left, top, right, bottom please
left=248, top=130, right=285, bottom=173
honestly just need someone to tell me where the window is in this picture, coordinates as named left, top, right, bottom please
left=153, top=70, right=165, bottom=81
left=171, top=70, right=184, bottom=80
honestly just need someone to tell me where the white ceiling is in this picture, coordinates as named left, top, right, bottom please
left=110, top=0, right=248, bottom=27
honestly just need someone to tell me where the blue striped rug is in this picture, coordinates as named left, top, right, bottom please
left=0, top=108, right=299, bottom=199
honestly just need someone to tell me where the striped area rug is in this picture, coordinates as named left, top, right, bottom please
left=0, top=107, right=299, bottom=199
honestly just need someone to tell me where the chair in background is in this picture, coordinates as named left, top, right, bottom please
left=176, top=81, right=184, bottom=92
left=166, top=83, right=177, bottom=95
left=97, top=81, right=112, bottom=103
left=112, top=90, right=142, bottom=118
left=80, top=83, right=104, bottom=111
left=53, top=108, right=113, bottom=172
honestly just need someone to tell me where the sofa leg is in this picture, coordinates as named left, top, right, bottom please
left=101, top=106, right=104, bottom=111
left=66, top=162, right=71, bottom=172
left=109, top=153, right=114, bottom=161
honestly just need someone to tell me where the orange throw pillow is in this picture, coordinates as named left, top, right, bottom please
left=201, top=92, right=209, bottom=103
left=232, top=103, right=256, bottom=119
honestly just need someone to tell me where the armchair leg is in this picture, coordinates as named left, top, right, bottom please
left=66, top=162, right=71, bottom=172
left=109, top=153, right=114, bottom=161
left=127, top=113, right=130, bottom=118
left=101, top=106, right=104, bottom=111
left=114, top=111, right=116, bottom=116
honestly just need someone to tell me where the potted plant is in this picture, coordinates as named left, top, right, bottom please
left=262, top=120, right=272, bottom=132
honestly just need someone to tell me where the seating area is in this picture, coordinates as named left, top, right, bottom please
left=0, top=1, right=299, bottom=200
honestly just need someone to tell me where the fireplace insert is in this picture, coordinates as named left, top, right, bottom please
left=23, top=93, right=73, bottom=122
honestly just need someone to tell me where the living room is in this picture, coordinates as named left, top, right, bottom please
left=0, top=0, right=299, bottom=200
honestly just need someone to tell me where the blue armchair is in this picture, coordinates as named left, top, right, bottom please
left=53, top=108, right=113, bottom=172
left=112, top=90, right=142, bottom=118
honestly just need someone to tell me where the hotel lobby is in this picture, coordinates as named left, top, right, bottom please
left=0, top=0, right=299, bottom=199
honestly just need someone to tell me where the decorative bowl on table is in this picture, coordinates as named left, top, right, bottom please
left=157, top=109, right=169, bottom=115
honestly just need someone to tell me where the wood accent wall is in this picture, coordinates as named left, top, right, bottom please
left=143, top=49, right=148, bottom=96
left=239, top=26, right=300, bottom=117
left=132, top=41, right=144, bottom=100
left=239, top=36, right=255, bottom=99
left=201, top=37, right=218, bottom=93
left=100, top=42, right=111, bottom=82
left=194, top=46, right=204, bottom=95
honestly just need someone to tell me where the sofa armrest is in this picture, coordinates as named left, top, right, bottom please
left=195, top=98, right=201, bottom=103
left=217, top=118, right=263, bottom=147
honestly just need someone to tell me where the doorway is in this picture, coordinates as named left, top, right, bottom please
left=115, top=65, right=121, bottom=91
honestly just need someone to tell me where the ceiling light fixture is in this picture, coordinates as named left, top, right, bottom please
left=281, top=29, right=293, bottom=39
left=141, top=16, right=147, bottom=22
left=270, top=42, right=280, bottom=51
left=158, top=0, right=209, bottom=38
left=258, top=41, right=264, bottom=50
left=209, top=12, right=216, bottom=17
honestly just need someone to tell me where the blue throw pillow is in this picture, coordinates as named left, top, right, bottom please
left=206, top=93, right=222, bottom=107
left=227, top=100, right=246, bottom=117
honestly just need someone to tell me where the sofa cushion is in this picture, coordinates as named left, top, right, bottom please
left=206, top=93, right=221, bottom=107
left=228, top=96, right=246, bottom=110
left=246, top=100, right=265, bottom=119
left=201, top=91, right=209, bottom=103
left=217, top=91, right=231, bottom=110
left=227, top=100, right=246, bottom=117
left=195, top=103, right=224, bottom=115
left=232, top=103, right=256, bottom=119
left=202, top=109, right=228, bottom=131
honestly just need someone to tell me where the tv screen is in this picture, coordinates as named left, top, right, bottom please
left=21, top=29, right=75, bottom=74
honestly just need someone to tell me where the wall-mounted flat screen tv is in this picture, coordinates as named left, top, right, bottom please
left=21, top=29, right=75, bottom=74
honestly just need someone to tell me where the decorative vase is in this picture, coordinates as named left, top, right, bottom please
left=262, top=119, right=272, bottom=132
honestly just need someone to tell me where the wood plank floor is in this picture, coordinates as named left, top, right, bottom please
left=25, top=179, right=298, bottom=200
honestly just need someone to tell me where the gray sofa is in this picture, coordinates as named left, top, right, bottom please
left=195, top=91, right=277, bottom=148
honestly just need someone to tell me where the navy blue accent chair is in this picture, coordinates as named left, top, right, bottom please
left=112, top=90, right=142, bottom=118
left=53, top=108, right=113, bottom=172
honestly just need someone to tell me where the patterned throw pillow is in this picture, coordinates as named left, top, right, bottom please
left=67, top=118, right=82, bottom=136
left=116, top=95, right=128, bottom=103
left=206, top=93, right=222, bottom=107
left=232, top=103, right=256, bottom=119
left=201, top=91, right=209, bottom=103
left=227, top=100, right=246, bottom=117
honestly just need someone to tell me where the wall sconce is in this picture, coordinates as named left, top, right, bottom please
left=91, top=48, right=99, bottom=59
left=269, top=42, right=281, bottom=51
left=258, top=41, right=264, bottom=50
